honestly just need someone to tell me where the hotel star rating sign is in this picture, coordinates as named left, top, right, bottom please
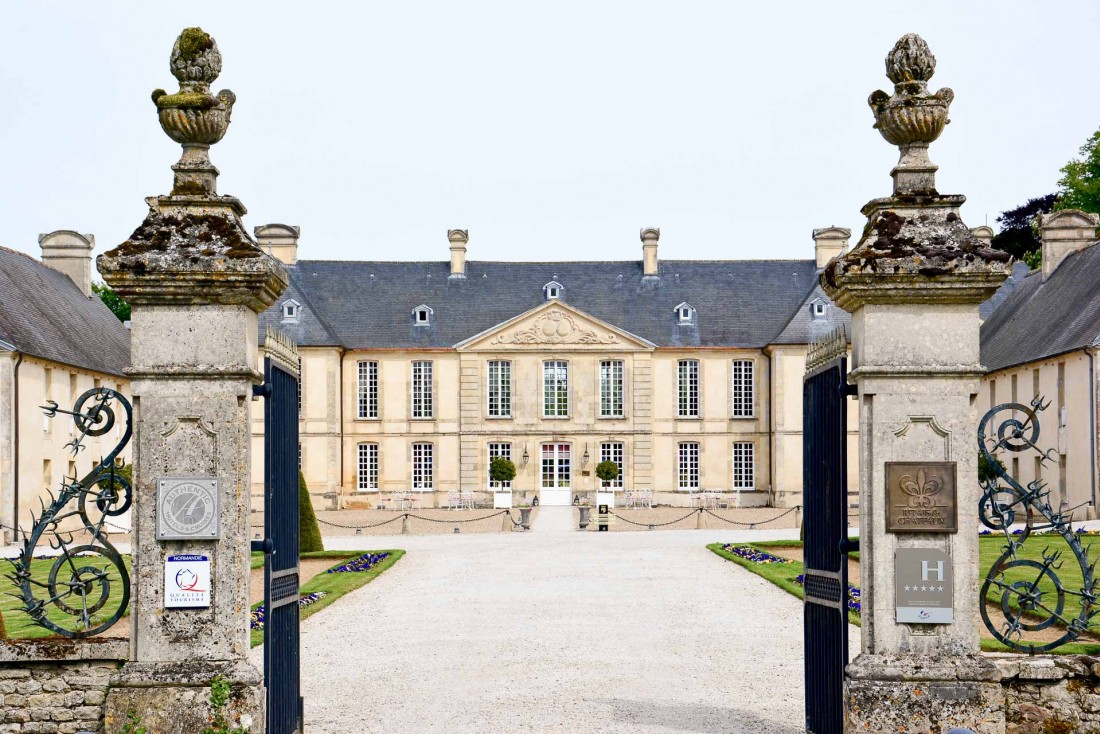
left=895, top=548, right=953, bottom=623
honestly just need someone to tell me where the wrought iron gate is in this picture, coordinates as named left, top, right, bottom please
left=802, top=329, right=854, bottom=734
left=254, top=328, right=302, bottom=734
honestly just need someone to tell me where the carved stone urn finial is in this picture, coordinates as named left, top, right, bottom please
left=869, top=34, right=954, bottom=196
left=151, top=28, right=236, bottom=196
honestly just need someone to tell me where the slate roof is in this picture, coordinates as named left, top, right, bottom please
left=259, top=259, right=828, bottom=349
left=771, top=282, right=852, bottom=345
left=980, top=244, right=1100, bottom=373
left=0, top=247, right=130, bottom=376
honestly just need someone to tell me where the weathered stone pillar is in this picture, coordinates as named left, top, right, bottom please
left=98, top=28, right=287, bottom=732
left=822, top=35, right=1012, bottom=733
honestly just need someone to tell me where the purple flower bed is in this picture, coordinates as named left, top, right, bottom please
left=719, top=544, right=793, bottom=565
left=794, top=574, right=862, bottom=615
left=251, top=591, right=328, bottom=631
left=325, top=552, right=390, bottom=573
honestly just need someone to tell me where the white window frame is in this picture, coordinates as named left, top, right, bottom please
left=540, top=443, right=572, bottom=488
left=412, top=442, right=434, bottom=490
left=357, top=360, right=379, bottom=419
left=732, top=442, right=755, bottom=490
left=811, top=301, right=826, bottom=318
left=544, top=281, right=563, bottom=300
left=411, top=361, right=434, bottom=419
left=678, top=442, right=700, bottom=490
left=731, top=360, right=755, bottom=418
left=600, top=442, right=624, bottom=488
left=357, top=443, right=379, bottom=491
left=282, top=299, right=300, bottom=321
left=488, top=442, right=512, bottom=489
left=676, top=303, right=695, bottom=324
left=543, top=360, right=569, bottom=418
left=599, top=360, right=624, bottom=418
left=487, top=360, right=512, bottom=418
left=678, top=359, right=699, bottom=418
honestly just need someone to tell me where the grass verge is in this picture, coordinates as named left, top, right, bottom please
left=250, top=549, right=404, bottom=648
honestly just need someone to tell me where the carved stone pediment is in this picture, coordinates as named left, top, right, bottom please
left=457, top=302, right=653, bottom=351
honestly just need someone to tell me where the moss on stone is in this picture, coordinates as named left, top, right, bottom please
left=113, top=211, right=261, bottom=259
left=178, top=27, right=214, bottom=62
left=155, top=91, right=217, bottom=110
left=171, top=180, right=208, bottom=196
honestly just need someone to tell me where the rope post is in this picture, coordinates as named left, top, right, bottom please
left=795, top=505, right=803, bottom=529
left=502, top=511, right=512, bottom=532
left=401, top=514, right=411, bottom=535
left=696, top=508, right=705, bottom=529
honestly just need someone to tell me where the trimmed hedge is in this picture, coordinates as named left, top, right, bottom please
left=299, top=470, right=324, bottom=553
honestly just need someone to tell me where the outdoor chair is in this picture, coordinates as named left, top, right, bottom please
left=391, top=491, right=410, bottom=511
left=459, top=490, right=476, bottom=510
left=446, top=490, right=461, bottom=509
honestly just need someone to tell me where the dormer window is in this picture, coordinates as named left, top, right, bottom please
left=675, top=302, right=696, bottom=324
left=282, top=299, right=300, bottom=322
left=413, top=305, right=433, bottom=325
left=543, top=281, right=563, bottom=300
left=810, top=300, right=827, bottom=319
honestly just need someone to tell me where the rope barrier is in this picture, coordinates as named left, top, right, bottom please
left=406, top=510, right=509, bottom=524
left=315, top=514, right=405, bottom=530
left=609, top=508, right=700, bottom=528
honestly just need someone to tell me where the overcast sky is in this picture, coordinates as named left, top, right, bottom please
left=2, top=1, right=1099, bottom=273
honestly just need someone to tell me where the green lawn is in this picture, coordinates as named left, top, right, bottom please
left=249, top=550, right=404, bottom=648
left=1, top=553, right=132, bottom=640
left=710, top=537, right=1100, bottom=656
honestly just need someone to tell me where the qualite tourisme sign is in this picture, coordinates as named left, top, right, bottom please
left=164, top=554, right=211, bottom=609
left=895, top=548, right=953, bottom=624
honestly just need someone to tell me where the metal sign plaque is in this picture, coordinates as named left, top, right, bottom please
left=896, top=548, right=953, bottom=624
left=156, top=477, right=220, bottom=540
left=885, top=461, right=957, bottom=533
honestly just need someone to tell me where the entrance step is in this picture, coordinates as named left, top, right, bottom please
left=531, top=506, right=574, bottom=534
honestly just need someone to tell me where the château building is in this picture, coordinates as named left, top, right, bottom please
left=252, top=225, right=859, bottom=510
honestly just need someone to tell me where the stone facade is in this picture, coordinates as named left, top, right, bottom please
left=998, top=656, right=1100, bottom=734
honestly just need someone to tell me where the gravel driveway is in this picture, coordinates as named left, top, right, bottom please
left=251, top=508, right=859, bottom=733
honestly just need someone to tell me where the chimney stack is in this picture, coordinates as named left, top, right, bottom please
left=1038, top=209, right=1099, bottom=280
left=640, top=228, right=660, bottom=278
left=254, top=224, right=300, bottom=265
left=39, top=230, right=95, bottom=297
left=448, top=229, right=468, bottom=279
left=812, top=227, right=850, bottom=268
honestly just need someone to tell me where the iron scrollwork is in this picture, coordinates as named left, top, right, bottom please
left=4, top=388, right=133, bottom=637
left=978, top=397, right=1098, bottom=653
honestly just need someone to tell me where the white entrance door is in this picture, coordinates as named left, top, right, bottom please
left=540, top=443, right=572, bottom=506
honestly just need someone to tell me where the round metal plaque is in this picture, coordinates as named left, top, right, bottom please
left=157, top=477, right=220, bottom=540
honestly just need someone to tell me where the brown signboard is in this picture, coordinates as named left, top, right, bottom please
left=885, top=461, right=957, bottom=533
left=895, top=548, right=953, bottom=623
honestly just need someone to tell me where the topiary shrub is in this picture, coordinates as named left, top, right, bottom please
left=978, top=451, right=1006, bottom=485
left=595, top=460, right=619, bottom=486
left=298, top=470, right=324, bottom=554
left=489, top=457, right=517, bottom=486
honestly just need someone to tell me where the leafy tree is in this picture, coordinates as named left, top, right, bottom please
left=978, top=452, right=1006, bottom=486
left=489, top=456, right=517, bottom=486
left=1057, top=126, right=1100, bottom=214
left=299, top=470, right=323, bottom=553
left=93, top=281, right=131, bottom=322
left=595, top=460, right=619, bottom=485
left=990, top=193, right=1058, bottom=262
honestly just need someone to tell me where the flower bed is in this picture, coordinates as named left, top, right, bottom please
left=250, top=591, right=328, bottom=630
left=718, top=544, right=793, bottom=565
left=794, top=574, right=862, bottom=615
left=325, top=552, right=390, bottom=573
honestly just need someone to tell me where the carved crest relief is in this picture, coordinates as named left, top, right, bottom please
left=490, top=309, right=618, bottom=346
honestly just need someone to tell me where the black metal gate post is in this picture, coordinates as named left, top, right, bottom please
left=254, top=328, right=303, bottom=734
left=802, top=328, right=854, bottom=734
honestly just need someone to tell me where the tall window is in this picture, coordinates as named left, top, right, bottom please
left=358, top=443, right=378, bottom=491
left=678, top=360, right=699, bottom=418
left=487, top=361, right=512, bottom=418
left=541, top=443, right=571, bottom=488
left=600, top=360, right=624, bottom=418
left=732, top=442, right=754, bottom=489
left=411, top=361, right=433, bottom=418
left=488, top=442, right=512, bottom=489
left=543, top=361, right=569, bottom=417
left=412, top=443, right=433, bottom=489
left=678, top=442, right=699, bottom=489
left=358, top=361, right=379, bottom=419
left=731, top=360, right=754, bottom=418
left=600, top=442, right=624, bottom=488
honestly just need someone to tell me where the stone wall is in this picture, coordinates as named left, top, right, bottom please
left=997, top=655, right=1100, bottom=734
left=0, top=640, right=127, bottom=734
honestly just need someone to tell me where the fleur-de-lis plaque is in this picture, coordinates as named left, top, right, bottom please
left=886, top=461, right=957, bottom=532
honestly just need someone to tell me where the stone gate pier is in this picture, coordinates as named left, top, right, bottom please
left=822, top=35, right=1012, bottom=733
left=97, top=28, right=287, bottom=731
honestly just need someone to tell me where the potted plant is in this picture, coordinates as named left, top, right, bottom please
left=489, top=456, right=517, bottom=509
left=595, top=460, right=619, bottom=509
